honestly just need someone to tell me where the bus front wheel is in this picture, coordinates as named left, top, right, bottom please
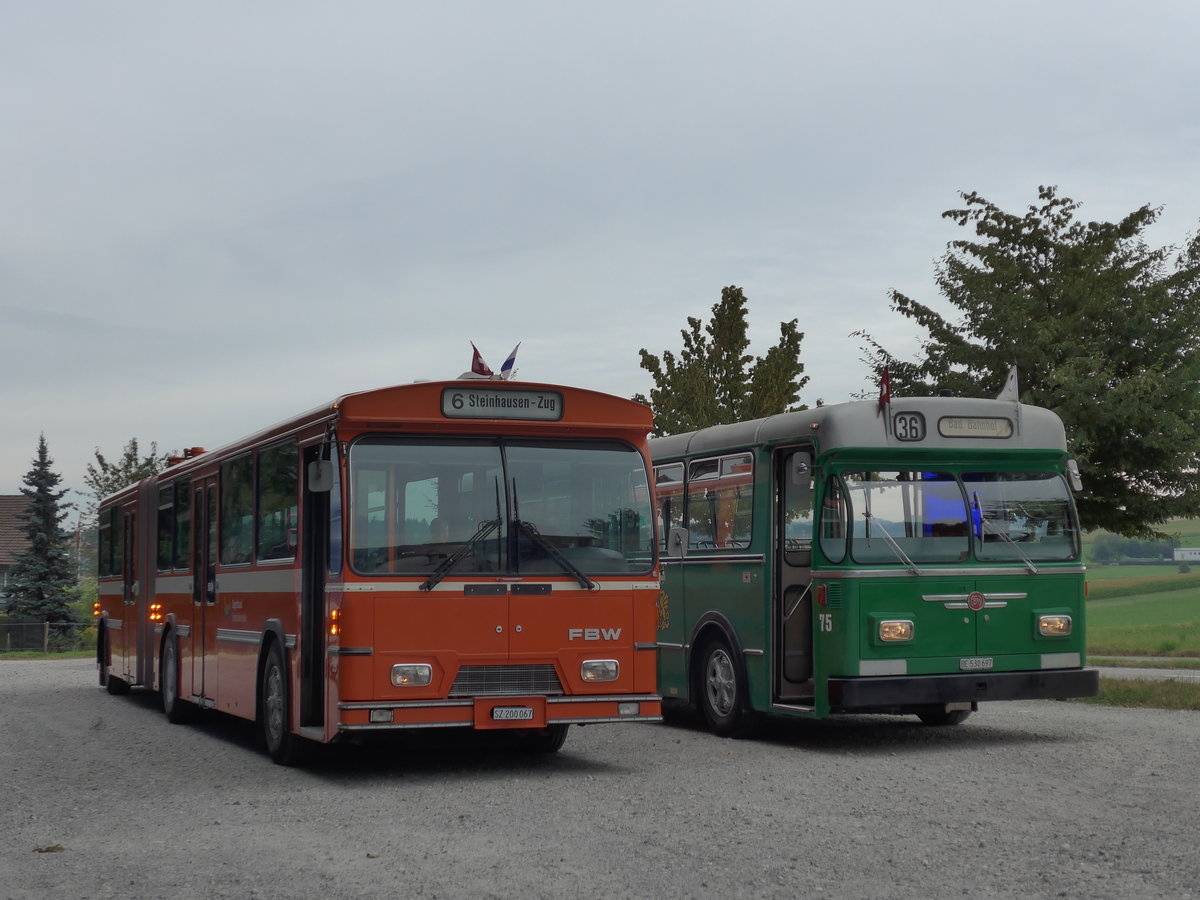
left=100, top=630, right=129, bottom=695
left=259, top=642, right=309, bottom=766
left=917, top=708, right=972, bottom=726
left=697, top=638, right=751, bottom=737
left=161, top=633, right=197, bottom=724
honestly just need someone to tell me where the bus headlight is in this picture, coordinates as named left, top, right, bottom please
left=390, top=664, right=433, bottom=687
left=581, top=659, right=619, bottom=682
left=879, top=620, right=914, bottom=642
left=1038, top=615, right=1072, bottom=637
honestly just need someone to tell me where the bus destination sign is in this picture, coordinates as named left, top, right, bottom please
left=937, top=416, right=1014, bottom=439
left=442, top=387, right=564, bottom=421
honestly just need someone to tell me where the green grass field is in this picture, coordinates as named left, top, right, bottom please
left=1083, top=518, right=1200, bottom=658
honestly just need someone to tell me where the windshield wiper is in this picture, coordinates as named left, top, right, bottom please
left=974, top=493, right=1039, bottom=575
left=419, top=519, right=500, bottom=591
left=861, top=510, right=923, bottom=576
left=515, top=520, right=598, bottom=591
left=510, top=477, right=597, bottom=590
left=420, top=478, right=504, bottom=591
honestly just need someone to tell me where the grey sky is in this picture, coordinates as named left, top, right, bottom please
left=4, top=1, right=1199, bottom=502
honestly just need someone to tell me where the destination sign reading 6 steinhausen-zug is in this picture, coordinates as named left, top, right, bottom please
left=442, top=387, right=564, bottom=421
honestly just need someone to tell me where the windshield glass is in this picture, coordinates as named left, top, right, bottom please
left=964, top=471, right=1079, bottom=562
left=841, top=471, right=969, bottom=564
left=348, top=437, right=654, bottom=577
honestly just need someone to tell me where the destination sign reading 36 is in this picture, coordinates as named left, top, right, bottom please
left=442, top=387, right=564, bottom=421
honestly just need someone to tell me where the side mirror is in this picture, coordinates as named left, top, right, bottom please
left=667, top=526, right=689, bottom=559
left=790, top=453, right=812, bottom=507
left=1066, top=459, right=1083, bottom=492
left=308, top=459, right=333, bottom=493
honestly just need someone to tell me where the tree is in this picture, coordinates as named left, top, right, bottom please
left=857, top=186, right=1200, bottom=537
left=635, top=285, right=810, bottom=434
left=5, top=435, right=77, bottom=626
left=82, top=437, right=170, bottom=520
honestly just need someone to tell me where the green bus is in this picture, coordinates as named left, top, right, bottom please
left=651, top=395, right=1099, bottom=734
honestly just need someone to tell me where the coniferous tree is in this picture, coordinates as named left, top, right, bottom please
left=857, top=186, right=1200, bottom=537
left=636, top=285, right=810, bottom=434
left=6, top=434, right=77, bottom=626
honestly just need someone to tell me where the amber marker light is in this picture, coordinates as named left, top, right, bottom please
left=149, top=603, right=164, bottom=623
left=329, top=608, right=341, bottom=637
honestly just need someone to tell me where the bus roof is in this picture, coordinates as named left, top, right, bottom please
left=650, top=396, right=1069, bottom=460
left=99, top=380, right=653, bottom=505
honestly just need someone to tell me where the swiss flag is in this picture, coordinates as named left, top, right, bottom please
left=470, top=342, right=493, bottom=377
left=877, top=366, right=891, bottom=414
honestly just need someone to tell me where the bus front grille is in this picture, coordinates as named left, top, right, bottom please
left=449, top=664, right=564, bottom=697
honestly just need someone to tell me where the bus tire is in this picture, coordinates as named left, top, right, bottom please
left=260, top=641, right=308, bottom=766
left=696, top=637, right=751, bottom=737
left=161, top=633, right=197, bottom=724
left=521, top=724, right=570, bottom=753
left=100, top=631, right=129, bottom=695
left=917, top=708, right=972, bottom=726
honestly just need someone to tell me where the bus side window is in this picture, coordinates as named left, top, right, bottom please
left=783, top=450, right=813, bottom=565
left=653, top=463, right=684, bottom=552
left=819, top=476, right=847, bottom=563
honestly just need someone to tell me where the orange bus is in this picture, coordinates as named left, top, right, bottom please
left=95, top=380, right=662, bottom=763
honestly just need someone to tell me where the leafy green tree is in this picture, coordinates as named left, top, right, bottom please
left=5, top=435, right=77, bottom=626
left=82, top=437, right=169, bottom=520
left=635, top=285, right=810, bottom=434
left=857, top=186, right=1200, bottom=537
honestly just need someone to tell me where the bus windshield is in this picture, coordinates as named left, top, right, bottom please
left=841, top=471, right=969, bottom=564
left=964, top=471, right=1079, bottom=562
left=348, top=437, right=654, bottom=577
left=820, top=469, right=1079, bottom=566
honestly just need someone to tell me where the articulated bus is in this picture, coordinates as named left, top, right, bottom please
left=651, top=395, right=1099, bottom=735
left=96, top=380, right=662, bottom=763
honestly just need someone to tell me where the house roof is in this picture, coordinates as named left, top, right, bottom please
left=0, top=494, right=29, bottom=567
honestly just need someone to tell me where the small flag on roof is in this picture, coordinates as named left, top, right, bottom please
left=470, top=342, right=493, bottom=377
left=499, top=343, right=520, bottom=381
left=996, top=364, right=1019, bottom=401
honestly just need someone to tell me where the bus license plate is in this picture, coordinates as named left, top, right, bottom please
left=960, top=656, right=994, bottom=671
left=492, top=706, right=534, bottom=721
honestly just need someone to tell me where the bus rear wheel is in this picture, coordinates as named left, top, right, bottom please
left=697, top=638, right=751, bottom=737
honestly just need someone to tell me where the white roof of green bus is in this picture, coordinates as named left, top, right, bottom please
left=650, top=397, right=1068, bottom=460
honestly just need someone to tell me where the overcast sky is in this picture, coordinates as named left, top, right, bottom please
left=4, top=1, right=1199, bottom=504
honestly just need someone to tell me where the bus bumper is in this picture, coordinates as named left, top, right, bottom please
left=828, top=668, right=1099, bottom=713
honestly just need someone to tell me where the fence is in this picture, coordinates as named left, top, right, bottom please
left=0, top=619, right=95, bottom=654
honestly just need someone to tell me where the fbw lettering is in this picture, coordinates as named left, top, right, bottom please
left=568, top=627, right=622, bottom=641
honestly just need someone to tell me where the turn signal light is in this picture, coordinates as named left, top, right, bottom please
left=329, top=608, right=341, bottom=637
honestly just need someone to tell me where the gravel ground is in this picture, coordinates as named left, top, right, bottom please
left=2, top=658, right=1197, bottom=900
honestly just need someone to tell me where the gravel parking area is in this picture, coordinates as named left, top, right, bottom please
left=2, top=658, right=1197, bottom=899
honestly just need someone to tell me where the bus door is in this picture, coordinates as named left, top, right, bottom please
left=300, top=444, right=334, bottom=728
left=119, top=507, right=138, bottom=681
left=191, top=481, right=218, bottom=702
left=776, top=448, right=814, bottom=702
